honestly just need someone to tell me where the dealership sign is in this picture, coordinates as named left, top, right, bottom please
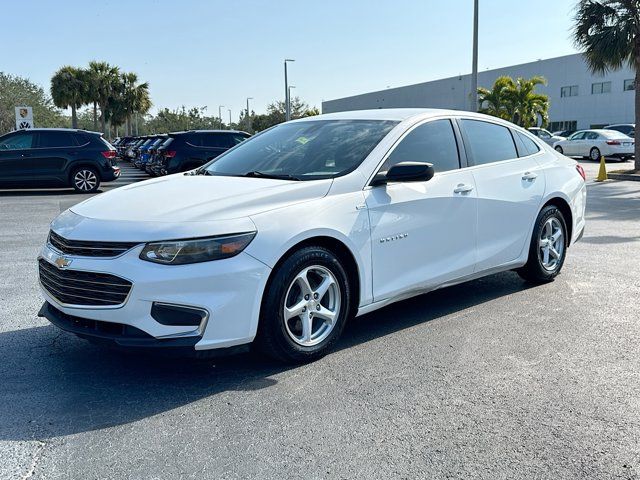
left=15, top=106, right=34, bottom=130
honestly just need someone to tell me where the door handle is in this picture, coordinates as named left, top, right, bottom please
left=20, top=153, right=32, bottom=157
left=453, top=183, right=474, bottom=194
left=522, top=171, right=538, bottom=181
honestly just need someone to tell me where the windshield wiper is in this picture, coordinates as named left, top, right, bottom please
left=192, top=168, right=212, bottom=176
left=243, top=171, right=301, bottom=181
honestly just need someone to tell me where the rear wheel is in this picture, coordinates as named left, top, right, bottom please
left=71, top=167, right=100, bottom=193
left=517, top=205, right=567, bottom=283
left=255, top=246, right=351, bottom=363
left=590, top=147, right=601, bottom=161
left=554, top=146, right=563, bottom=154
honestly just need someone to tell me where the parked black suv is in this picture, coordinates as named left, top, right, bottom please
left=0, top=128, right=120, bottom=193
left=151, top=130, right=250, bottom=175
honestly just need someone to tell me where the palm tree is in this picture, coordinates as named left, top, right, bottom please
left=505, top=76, right=550, bottom=128
left=574, top=0, right=640, bottom=170
left=50, top=66, right=86, bottom=129
left=87, top=61, right=120, bottom=134
left=121, top=73, right=151, bottom=135
left=477, top=76, right=515, bottom=121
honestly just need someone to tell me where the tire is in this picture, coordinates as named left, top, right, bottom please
left=71, top=166, right=101, bottom=193
left=255, top=246, right=352, bottom=363
left=517, top=205, right=568, bottom=284
left=590, top=147, right=601, bottom=161
left=554, top=146, right=563, bottom=154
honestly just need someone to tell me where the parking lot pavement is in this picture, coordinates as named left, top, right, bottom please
left=1, top=178, right=639, bottom=479
left=576, top=156, right=635, bottom=181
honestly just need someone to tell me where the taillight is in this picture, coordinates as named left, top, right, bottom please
left=576, top=164, right=586, bottom=181
left=165, top=150, right=177, bottom=158
left=101, top=150, right=117, bottom=159
left=606, top=140, right=621, bottom=145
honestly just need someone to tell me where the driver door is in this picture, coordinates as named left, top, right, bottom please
left=364, top=118, right=477, bottom=302
left=565, top=132, right=585, bottom=156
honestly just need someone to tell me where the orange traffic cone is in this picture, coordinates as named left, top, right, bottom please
left=595, top=155, right=607, bottom=182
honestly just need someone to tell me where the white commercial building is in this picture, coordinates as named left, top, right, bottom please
left=322, top=54, right=635, bottom=132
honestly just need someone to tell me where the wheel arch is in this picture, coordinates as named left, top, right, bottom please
left=541, top=196, right=573, bottom=246
left=262, top=235, right=362, bottom=318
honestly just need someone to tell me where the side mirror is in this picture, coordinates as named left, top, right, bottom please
left=371, top=162, right=435, bottom=186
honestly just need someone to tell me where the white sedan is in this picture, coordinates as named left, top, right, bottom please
left=553, top=129, right=635, bottom=161
left=37, top=109, right=587, bottom=362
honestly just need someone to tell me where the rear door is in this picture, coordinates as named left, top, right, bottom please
left=32, top=131, right=82, bottom=182
left=564, top=131, right=586, bottom=156
left=459, top=119, right=545, bottom=272
left=0, top=131, right=36, bottom=183
left=199, top=133, right=235, bottom=161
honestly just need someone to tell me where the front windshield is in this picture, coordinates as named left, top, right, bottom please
left=202, top=119, right=398, bottom=180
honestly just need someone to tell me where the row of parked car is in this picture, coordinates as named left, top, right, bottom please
left=113, top=130, right=251, bottom=176
left=527, top=123, right=636, bottom=162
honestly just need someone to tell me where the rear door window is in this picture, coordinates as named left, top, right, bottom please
left=515, top=131, right=541, bottom=156
left=461, top=120, right=518, bottom=165
left=201, top=133, right=234, bottom=148
left=37, top=131, right=80, bottom=148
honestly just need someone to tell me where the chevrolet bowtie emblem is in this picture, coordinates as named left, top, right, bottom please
left=54, top=256, right=72, bottom=269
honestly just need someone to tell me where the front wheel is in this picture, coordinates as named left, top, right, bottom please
left=554, top=146, right=563, bottom=154
left=590, top=147, right=601, bottom=161
left=517, top=205, right=568, bottom=283
left=71, top=167, right=101, bottom=193
left=255, top=246, right=352, bottom=363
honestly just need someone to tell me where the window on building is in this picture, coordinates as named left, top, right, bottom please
left=591, top=82, right=611, bottom=94
left=560, top=85, right=578, bottom=97
left=460, top=119, right=518, bottom=166
left=624, top=79, right=635, bottom=91
left=549, top=121, right=577, bottom=133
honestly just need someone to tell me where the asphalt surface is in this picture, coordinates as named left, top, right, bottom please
left=1, top=159, right=639, bottom=479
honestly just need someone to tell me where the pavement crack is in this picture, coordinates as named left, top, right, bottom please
left=20, top=440, right=46, bottom=480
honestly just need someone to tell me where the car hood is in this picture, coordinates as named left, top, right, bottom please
left=71, top=174, right=332, bottom=222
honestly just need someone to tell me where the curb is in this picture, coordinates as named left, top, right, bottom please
left=607, top=173, right=640, bottom=182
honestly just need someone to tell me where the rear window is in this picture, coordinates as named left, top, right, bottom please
left=461, top=120, right=518, bottom=165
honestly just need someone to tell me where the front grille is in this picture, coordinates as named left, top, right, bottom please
left=48, top=230, right=139, bottom=258
left=38, top=259, right=132, bottom=306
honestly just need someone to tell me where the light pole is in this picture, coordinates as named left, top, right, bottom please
left=218, top=105, right=224, bottom=129
left=228, top=109, right=232, bottom=129
left=288, top=85, right=296, bottom=117
left=245, top=97, right=253, bottom=132
left=284, top=59, right=295, bottom=121
left=470, top=0, right=479, bottom=112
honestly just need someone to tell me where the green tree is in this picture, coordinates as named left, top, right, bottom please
left=574, top=0, right=640, bottom=170
left=0, top=72, right=68, bottom=134
left=478, top=76, right=549, bottom=128
left=251, top=96, right=319, bottom=132
left=87, top=61, right=120, bottom=134
left=105, top=72, right=152, bottom=136
left=50, top=66, right=87, bottom=129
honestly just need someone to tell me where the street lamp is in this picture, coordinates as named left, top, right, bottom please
left=218, top=105, right=224, bottom=129
left=470, top=0, right=479, bottom=112
left=284, top=59, right=295, bottom=121
left=288, top=85, right=296, bottom=118
left=228, top=109, right=232, bottom=129
left=245, top=97, right=253, bottom=132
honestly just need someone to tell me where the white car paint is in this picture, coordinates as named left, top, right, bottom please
left=553, top=129, right=635, bottom=160
left=38, top=109, right=587, bottom=352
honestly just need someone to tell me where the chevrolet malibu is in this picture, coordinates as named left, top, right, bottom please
left=38, top=109, right=587, bottom=362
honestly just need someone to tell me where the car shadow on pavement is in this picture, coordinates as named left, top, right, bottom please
left=0, top=271, right=532, bottom=441
left=0, top=189, right=88, bottom=197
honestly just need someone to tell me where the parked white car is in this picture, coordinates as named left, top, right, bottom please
left=553, top=129, right=635, bottom=161
left=527, top=127, right=565, bottom=146
left=38, top=109, right=587, bottom=362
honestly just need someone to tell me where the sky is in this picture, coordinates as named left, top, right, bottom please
left=1, top=0, right=581, bottom=121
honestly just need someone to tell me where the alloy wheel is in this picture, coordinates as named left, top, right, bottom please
left=283, top=265, right=341, bottom=347
left=538, top=217, right=564, bottom=271
left=74, top=169, right=98, bottom=191
left=590, top=148, right=600, bottom=161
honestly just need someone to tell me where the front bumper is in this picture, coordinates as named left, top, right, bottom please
left=38, top=241, right=271, bottom=351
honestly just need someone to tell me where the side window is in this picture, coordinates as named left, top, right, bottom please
left=586, top=132, right=599, bottom=140
left=201, top=133, right=233, bottom=148
left=569, top=132, right=585, bottom=140
left=538, top=130, right=551, bottom=139
left=516, top=132, right=541, bottom=156
left=381, top=119, right=460, bottom=173
left=461, top=119, right=518, bottom=165
left=73, top=133, right=89, bottom=145
left=0, top=132, right=35, bottom=150
left=37, top=131, right=79, bottom=148
left=231, top=134, right=248, bottom=145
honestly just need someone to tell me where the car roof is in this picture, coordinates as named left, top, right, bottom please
left=169, top=130, right=249, bottom=135
left=291, top=108, right=506, bottom=123
left=7, top=128, right=102, bottom=135
left=605, top=124, right=634, bottom=127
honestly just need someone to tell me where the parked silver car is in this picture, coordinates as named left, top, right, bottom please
left=528, top=127, right=566, bottom=146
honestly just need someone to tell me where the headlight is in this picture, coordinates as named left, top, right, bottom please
left=139, top=232, right=256, bottom=265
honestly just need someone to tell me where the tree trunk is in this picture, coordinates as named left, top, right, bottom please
left=93, top=102, right=98, bottom=131
left=635, top=54, right=640, bottom=171
left=100, top=106, right=106, bottom=135
left=71, top=105, right=78, bottom=129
